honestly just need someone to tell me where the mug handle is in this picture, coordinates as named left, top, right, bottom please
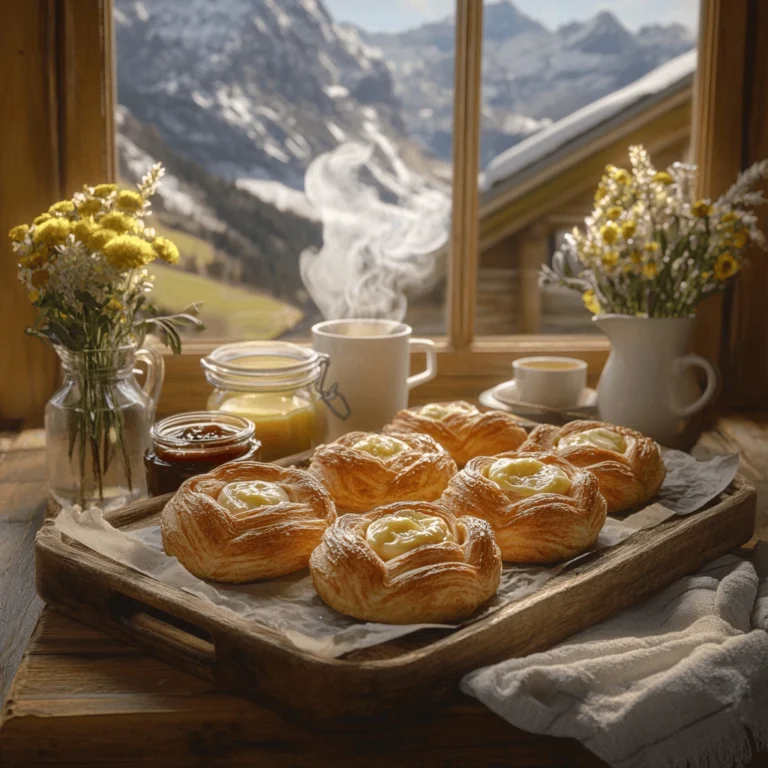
left=135, top=346, right=166, bottom=412
left=670, top=354, right=718, bottom=417
left=407, top=338, right=437, bottom=390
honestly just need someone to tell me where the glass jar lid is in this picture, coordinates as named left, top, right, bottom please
left=151, top=411, right=255, bottom=455
left=201, top=341, right=326, bottom=392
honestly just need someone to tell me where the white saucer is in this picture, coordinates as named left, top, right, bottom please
left=480, top=380, right=598, bottom=422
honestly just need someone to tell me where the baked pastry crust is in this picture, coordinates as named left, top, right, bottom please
left=518, top=420, right=666, bottom=514
left=309, top=500, right=502, bottom=624
left=441, top=451, right=607, bottom=563
left=308, top=431, right=457, bottom=513
left=161, top=461, right=336, bottom=583
left=385, top=401, right=527, bottom=466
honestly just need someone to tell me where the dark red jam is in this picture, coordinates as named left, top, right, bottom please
left=145, top=412, right=261, bottom=496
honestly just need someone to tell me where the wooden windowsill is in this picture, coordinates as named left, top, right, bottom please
left=152, top=335, right=610, bottom=417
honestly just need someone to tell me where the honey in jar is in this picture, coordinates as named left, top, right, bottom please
left=201, top=342, right=334, bottom=462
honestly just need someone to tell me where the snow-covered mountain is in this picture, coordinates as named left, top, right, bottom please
left=115, top=0, right=415, bottom=188
left=368, top=2, right=695, bottom=165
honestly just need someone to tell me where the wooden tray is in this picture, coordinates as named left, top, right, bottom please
left=35, top=476, right=756, bottom=725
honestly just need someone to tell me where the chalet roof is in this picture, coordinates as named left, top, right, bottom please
left=479, top=50, right=697, bottom=198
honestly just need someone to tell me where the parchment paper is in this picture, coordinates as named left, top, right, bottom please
left=52, top=451, right=739, bottom=658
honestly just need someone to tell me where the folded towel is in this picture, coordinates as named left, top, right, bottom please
left=462, top=542, right=768, bottom=768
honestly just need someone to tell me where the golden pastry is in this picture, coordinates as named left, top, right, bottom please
left=385, top=400, right=528, bottom=466
left=309, top=500, right=502, bottom=623
left=308, top=431, right=457, bottom=513
left=161, top=460, right=336, bottom=583
left=440, top=452, right=606, bottom=563
left=518, top=420, right=666, bottom=513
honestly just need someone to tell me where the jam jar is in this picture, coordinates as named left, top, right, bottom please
left=202, top=341, right=347, bottom=462
left=144, top=412, right=262, bottom=496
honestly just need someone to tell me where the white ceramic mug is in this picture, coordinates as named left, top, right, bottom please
left=512, top=356, right=587, bottom=410
left=312, top=319, right=437, bottom=439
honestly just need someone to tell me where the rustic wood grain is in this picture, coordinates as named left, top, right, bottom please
left=0, top=438, right=47, bottom=702
left=34, top=476, right=755, bottom=722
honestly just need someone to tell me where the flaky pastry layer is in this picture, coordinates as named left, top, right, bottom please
left=309, top=500, right=502, bottom=624
left=440, top=451, right=607, bottom=564
left=385, top=401, right=528, bottom=466
left=518, top=420, right=666, bottom=514
left=161, top=461, right=336, bottom=583
left=308, top=431, right=457, bottom=513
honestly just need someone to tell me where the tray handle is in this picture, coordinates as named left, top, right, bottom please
left=111, top=595, right=216, bottom=666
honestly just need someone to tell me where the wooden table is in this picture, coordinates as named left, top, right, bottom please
left=2, top=417, right=768, bottom=767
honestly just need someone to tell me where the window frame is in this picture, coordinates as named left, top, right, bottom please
left=3, top=0, right=742, bottom=421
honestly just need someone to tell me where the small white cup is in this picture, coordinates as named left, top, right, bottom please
left=312, top=319, right=437, bottom=439
left=512, top=356, right=587, bottom=410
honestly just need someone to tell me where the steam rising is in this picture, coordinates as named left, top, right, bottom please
left=299, top=140, right=450, bottom=321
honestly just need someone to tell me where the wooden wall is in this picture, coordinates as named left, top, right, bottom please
left=693, top=0, right=768, bottom=407
left=0, top=0, right=114, bottom=426
left=0, top=1, right=60, bottom=425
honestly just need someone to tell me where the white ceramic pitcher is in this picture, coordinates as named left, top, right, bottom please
left=594, top=315, right=718, bottom=447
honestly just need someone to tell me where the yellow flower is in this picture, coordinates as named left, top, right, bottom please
left=653, top=171, right=673, bottom=185
left=28, top=289, right=40, bottom=303
left=31, top=269, right=49, bottom=288
left=102, top=234, right=156, bottom=270
left=77, top=198, right=103, bottom=216
left=642, top=262, right=658, bottom=280
left=115, top=190, right=145, bottom=212
left=32, top=218, right=70, bottom=246
left=28, top=248, right=50, bottom=268
left=601, top=251, right=619, bottom=268
left=606, top=206, right=623, bottom=221
left=99, top=212, right=137, bottom=233
left=714, top=252, right=739, bottom=281
left=594, top=185, right=607, bottom=203
left=721, top=211, right=739, bottom=224
left=105, top=298, right=124, bottom=312
left=93, top=183, right=117, bottom=198
left=600, top=222, right=619, bottom=245
left=88, top=227, right=120, bottom=251
left=612, top=168, right=631, bottom=185
left=73, top=218, right=97, bottom=245
left=49, top=200, right=75, bottom=216
left=692, top=200, right=713, bottom=218
left=151, top=236, right=180, bottom=264
left=34, top=213, right=51, bottom=226
left=8, top=224, right=29, bottom=242
left=630, top=250, right=643, bottom=264
left=582, top=290, right=600, bottom=315
left=645, top=241, right=660, bottom=253
left=730, top=231, right=747, bottom=249
left=701, top=271, right=713, bottom=281
left=621, top=220, right=637, bottom=239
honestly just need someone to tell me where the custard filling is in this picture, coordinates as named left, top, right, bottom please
left=558, top=427, right=627, bottom=454
left=487, top=457, right=571, bottom=497
left=217, top=480, right=289, bottom=513
left=419, top=402, right=479, bottom=421
left=352, top=434, right=409, bottom=459
left=366, top=509, right=455, bottom=560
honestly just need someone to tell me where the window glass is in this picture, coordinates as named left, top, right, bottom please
left=477, top=0, right=699, bottom=335
left=114, top=0, right=453, bottom=339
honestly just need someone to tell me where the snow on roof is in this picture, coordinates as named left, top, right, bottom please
left=479, top=49, right=697, bottom=193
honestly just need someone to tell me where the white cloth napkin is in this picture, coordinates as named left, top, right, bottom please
left=462, top=542, right=768, bottom=768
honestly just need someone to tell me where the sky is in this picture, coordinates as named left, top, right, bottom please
left=323, top=0, right=700, bottom=34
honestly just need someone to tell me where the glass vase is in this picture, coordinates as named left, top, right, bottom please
left=45, top=344, right=164, bottom=511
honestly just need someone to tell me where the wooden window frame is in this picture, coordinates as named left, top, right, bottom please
left=4, top=0, right=755, bottom=421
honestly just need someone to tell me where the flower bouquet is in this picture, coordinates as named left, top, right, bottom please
left=542, top=145, right=768, bottom=317
left=9, top=164, right=201, bottom=509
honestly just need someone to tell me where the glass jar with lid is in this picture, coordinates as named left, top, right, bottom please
left=144, top=411, right=262, bottom=496
left=202, top=341, right=348, bottom=462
